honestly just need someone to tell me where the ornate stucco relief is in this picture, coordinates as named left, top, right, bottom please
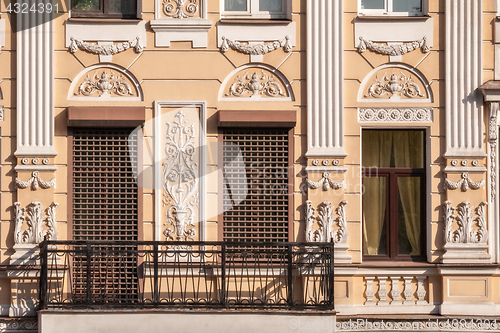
left=358, top=64, right=432, bottom=103
left=357, top=36, right=430, bottom=56
left=358, top=108, right=432, bottom=123
left=304, top=200, right=348, bottom=244
left=69, top=65, right=143, bottom=101
left=163, top=111, right=198, bottom=241
left=15, top=171, right=56, bottom=190
left=443, top=172, right=485, bottom=192
left=443, top=201, right=488, bottom=244
left=306, top=172, right=345, bottom=191
left=489, top=102, right=499, bottom=203
left=69, top=37, right=143, bottom=55
left=14, top=202, right=58, bottom=245
left=163, top=0, right=199, bottom=18
left=220, top=36, right=292, bottom=54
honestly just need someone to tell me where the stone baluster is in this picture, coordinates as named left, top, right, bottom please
left=390, top=276, right=401, bottom=304
left=416, top=276, right=427, bottom=305
left=403, top=276, right=415, bottom=305
left=377, top=277, right=389, bottom=305
left=365, top=276, right=375, bottom=305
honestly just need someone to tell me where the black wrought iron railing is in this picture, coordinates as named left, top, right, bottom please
left=39, top=241, right=334, bottom=310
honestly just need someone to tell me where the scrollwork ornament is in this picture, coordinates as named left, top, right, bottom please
left=163, top=0, right=198, bottom=18
left=226, top=70, right=286, bottom=98
left=75, top=70, right=133, bottom=98
left=365, top=72, right=424, bottom=99
left=163, top=111, right=198, bottom=241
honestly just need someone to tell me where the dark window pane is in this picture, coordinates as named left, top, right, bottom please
left=109, top=0, right=137, bottom=14
left=362, top=177, right=387, bottom=255
left=393, top=0, right=422, bottom=12
left=260, top=0, right=282, bottom=12
left=361, top=0, right=385, bottom=9
left=225, top=0, right=247, bottom=11
left=73, top=0, right=100, bottom=10
left=397, top=176, right=422, bottom=255
left=362, top=130, right=424, bottom=168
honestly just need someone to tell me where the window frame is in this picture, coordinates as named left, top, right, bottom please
left=358, top=0, right=425, bottom=17
left=71, top=0, right=142, bottom=19
left=221, top=0, right=289, bottom=20
left=361, top=129, right=426, bottom=262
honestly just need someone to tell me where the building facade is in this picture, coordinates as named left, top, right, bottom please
left=0, top=0, right=499, bottom=332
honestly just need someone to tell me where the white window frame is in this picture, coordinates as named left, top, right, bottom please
left=221, top=0, right=289, bottom=20
left=358, top=0, right=426, bottom=17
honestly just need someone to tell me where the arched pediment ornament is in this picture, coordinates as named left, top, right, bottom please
left=219, top=64, right=294, bottom=101
left=358, top=64, right=433, bottom=103
left=68, top=64, right=143, bottom=101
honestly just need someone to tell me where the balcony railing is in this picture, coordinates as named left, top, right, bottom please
left=39, top=241, right=334, bottom=311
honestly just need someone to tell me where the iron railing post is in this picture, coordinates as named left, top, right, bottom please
left=153, top=243, right=159, bottom=304
left=287, top=244, right=293, bottom=308
left=39, top=241, right=48, bottom=310
left=220, top=244, right=226, bottom=308
left=86, top=243, right=92, bottom=306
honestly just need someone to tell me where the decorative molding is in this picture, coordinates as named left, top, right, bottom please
left=443, top=172, right=485, bottom=192
left=304, top=200, right=348, bottom=244
left=358, top=108, right=432, bottom=123
left=69, top=37, right=143, bottom=56
left=336, top=318, right=499, bottom=331
left=489, top=102, right=498, bottom=202
left=443, top=201, right=488, bottom=244
left=163, top=111, right=198, bottom=241
left=14, top=202, right=59, bottom=245
left=69, top=64, right=143, bottom=101
left=163, top=0, right=198, bottom=18
left=220, top=36, right=292, bottom=54
left=357, top=36, right=430, bottom=56
left=0, top=106, right=4, bottom=122
left=226, top=70, right=286, bottom=98
left=15, top=171, right=56, bottom=190
left=75, top=70, right=134, bottom=98
left=365, top=72, right=424, bottom=99
left=306, top=172, right=345, bottom=191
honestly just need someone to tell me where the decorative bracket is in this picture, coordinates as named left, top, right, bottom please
left=306, top=172, right=345, bottom=191
left=443, top=172, right=485, bottom=192
left=15, top=171, right=56, bottom=190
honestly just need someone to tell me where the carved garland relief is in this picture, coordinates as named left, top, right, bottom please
left=357, top=36, right=430, bottom=56
left=220, top=36, right=292, bottom=55
left=69, top=37, right=143, bottom=55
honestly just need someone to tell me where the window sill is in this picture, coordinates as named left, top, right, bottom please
left=67, top=18, right=143, bottom=23
left=219, top=18, right=292, bottom=24
left=356, top=15, right=431, bottom=20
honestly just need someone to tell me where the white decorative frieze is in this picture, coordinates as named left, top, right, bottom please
left=163, top=111, right=198, bottom=241
left=69, top=37, right=143, bottom=56
left=358, top=108, right=432, bottom=123
left=443, top=172, right=485, bottom=192
left=220, top=36, right=292, bottom=54
left=163, top=0, right=198, bottom=18
left=488, top=102, right=498, bottom=202
left=304, top=200, right=348, bottom=244
left=357, top=36, right=430, bottom=56
left=443, top=201, right=488, bottom=244
left=15, top=171, right=56, bottom=190
left=306, top=172, right=345, bottom=191
left=226, top=71, right=286, bottom=98
left=365, top=72, right=424, bottom=99
left=14, top=202, right=59, bottom=245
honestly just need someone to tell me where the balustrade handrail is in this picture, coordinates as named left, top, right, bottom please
left=39, top=240, right=334, bottom=311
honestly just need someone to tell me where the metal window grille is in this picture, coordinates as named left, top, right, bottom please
left=222, top=129, right=289, bottom=242
left=71, top=128, right=139, bottom=303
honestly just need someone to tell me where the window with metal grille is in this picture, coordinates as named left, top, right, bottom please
left=71, top=127, right=139, bottom=303
left=222, top=129, right=290, bottom=242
